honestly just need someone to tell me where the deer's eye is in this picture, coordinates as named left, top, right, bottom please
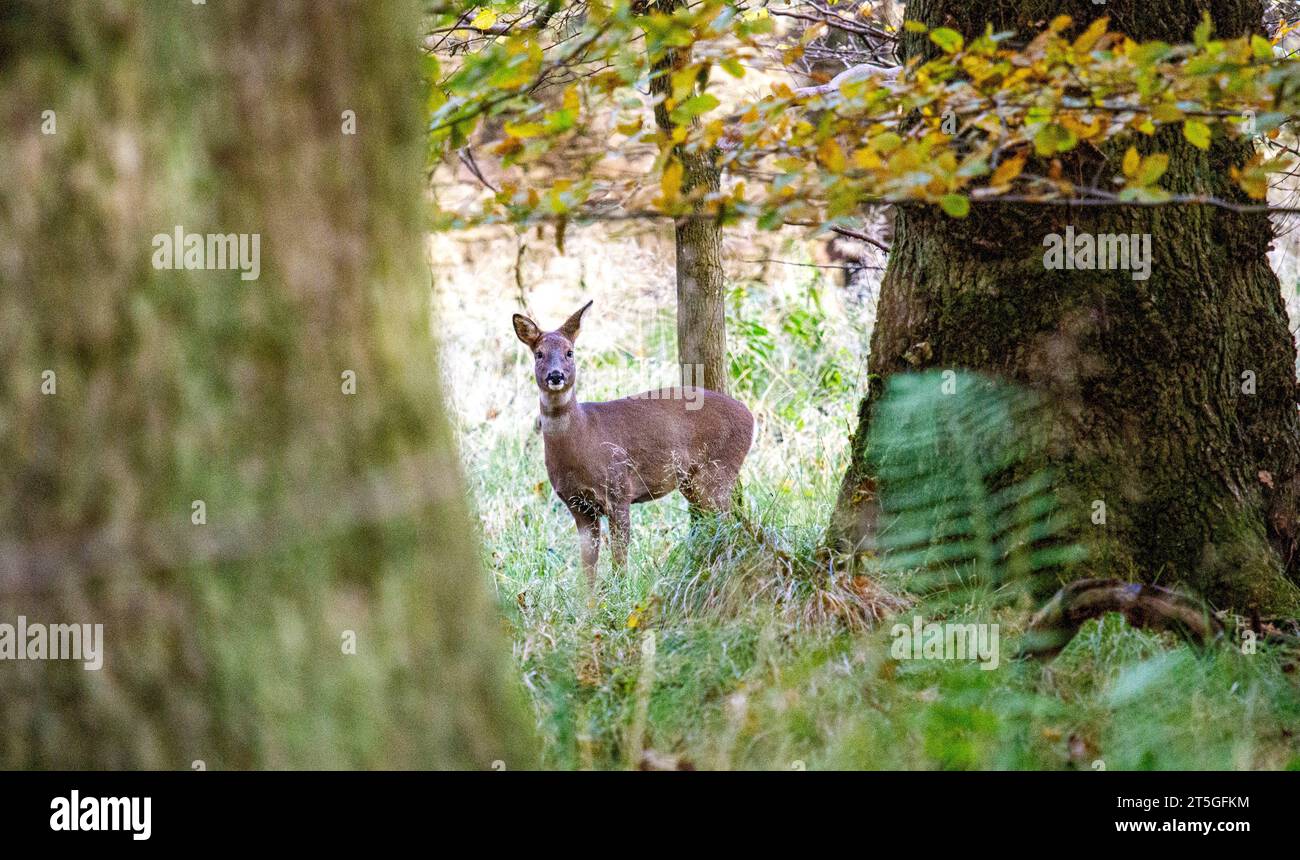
left=535, top=351, right=543, bottom=359
left=566, top=350, right=573, bottom=358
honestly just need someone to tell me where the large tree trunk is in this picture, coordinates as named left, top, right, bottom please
left=648, top=0, right=729, bottom=393
left=825, top=0, right=1300, bottom=614
left=0, top=0, right=534, bottom=768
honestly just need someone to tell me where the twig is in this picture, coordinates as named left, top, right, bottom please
left=740, top=257, right=883, bottom=270
left=457, top=146, right=499, bottom=193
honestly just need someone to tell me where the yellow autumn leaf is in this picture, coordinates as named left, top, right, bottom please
left=660, top=160, right=683, bottom=204
left=470, top=7, right=497, bottom=29
left=1073, top=17, right=1109, bottom=53
left=1122, top=146, right=1140, bottom=178
left=851, top=147, right=883, bottom=170
left=1231, top=165, right=1269, bottom=199
left=989, top=155, right=1025, bottom=187
left=1137, top=153, right=1170, bottom=186
left=703, top=119, right=726, bottom=147
left=1151, top=103, right=1185, bottom=123
left=504, top=120, right=545, bottom=138
left=818, top=138, right=847, bottom=173
left=1060, top=114, right=1102, bottom=139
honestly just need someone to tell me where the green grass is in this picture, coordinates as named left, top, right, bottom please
left=444, top=235, right=1300, bottom=770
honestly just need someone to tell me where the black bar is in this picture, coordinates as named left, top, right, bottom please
left=2, top=771, right=1285, bottom=845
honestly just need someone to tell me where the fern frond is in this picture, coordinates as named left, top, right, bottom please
left=869, top=371, right=1085, bottom=608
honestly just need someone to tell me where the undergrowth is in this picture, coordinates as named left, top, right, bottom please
left=438, top=226, right=1300, bottom=770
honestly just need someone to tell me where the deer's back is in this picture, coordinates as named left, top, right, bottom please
left=586, top=387, right=752, bottom=463
left=543, top=388, right=753, bottom=510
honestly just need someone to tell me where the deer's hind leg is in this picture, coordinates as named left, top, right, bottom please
left=682, top=459, right=739, bottom=514
left=608, top=501, right=631, bottom=570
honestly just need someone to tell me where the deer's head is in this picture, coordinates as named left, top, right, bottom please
left=513, top=300, right=592, bottom=396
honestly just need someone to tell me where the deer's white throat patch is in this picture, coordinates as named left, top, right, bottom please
left=541, top=390, right=574, bottom=433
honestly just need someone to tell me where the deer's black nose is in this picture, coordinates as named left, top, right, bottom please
left=546, top=371, right=565, bottom=386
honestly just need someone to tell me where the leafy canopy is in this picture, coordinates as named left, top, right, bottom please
left=427, top=3, right=1300, bottom=231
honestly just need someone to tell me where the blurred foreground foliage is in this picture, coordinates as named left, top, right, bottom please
left=869, top=371, right=1086, bottom=611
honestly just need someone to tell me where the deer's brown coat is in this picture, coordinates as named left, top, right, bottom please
left=513, top=302, right=753, bottom=585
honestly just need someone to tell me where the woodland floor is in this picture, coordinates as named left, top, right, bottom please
left=435, top=223, right=1300, bottom=770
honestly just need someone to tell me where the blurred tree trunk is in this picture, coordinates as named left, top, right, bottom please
left=0, top=0, right=535, bottom=768
left=825, top=0, right=1300, bottom=614
left=647, top=0, right=729, bottom=393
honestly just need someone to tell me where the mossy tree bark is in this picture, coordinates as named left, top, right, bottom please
left=647, top=0, right=729, bottom=393
left=0, top=0, right=535, bottom=768
left=825, top=0, right=1300, bottom=614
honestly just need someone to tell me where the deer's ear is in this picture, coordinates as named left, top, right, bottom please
left=559, top=300, right=593, bottom=342
left=513, top=314, right=541, bottom=347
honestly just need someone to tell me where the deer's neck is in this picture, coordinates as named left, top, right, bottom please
left=539, top=388, right=580, bottom=435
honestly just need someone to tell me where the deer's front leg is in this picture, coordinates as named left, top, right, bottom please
left=608, top=502, right=631, bottom=570
left=572, top=508, right=601, bottom=589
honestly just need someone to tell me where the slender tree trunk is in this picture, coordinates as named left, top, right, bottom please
left=672, top=188, right=728, bottom=393
left=0, top=0, right=534, bottom=768
left=825, top=0, right=1300, bottom=614
left=648, top=0, right=729, bottom=393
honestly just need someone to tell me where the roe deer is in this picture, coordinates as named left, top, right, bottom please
left=513, top=301, right=754, bottom=586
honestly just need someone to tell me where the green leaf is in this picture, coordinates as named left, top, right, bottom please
left=1193, top=12, right=1213, bottom=48
left=1137, top=152, right=1170, bottom=185
left=1118, top=185, right=1171, bottom=203
left=1183, top=119, right=1211, bottom=150
left=868, top=132, right=903, bottom=153
left=940, top=194, right=970, bottom=218
left=1033, top=124, right=1077, bottom=156
left=930, top=27, right=964, bottom=54
left=669, top=93, right=720, bottom=124
left=1131, top=41, right=1172, bottom=67
left=720, top=58, right=745, bottom=78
